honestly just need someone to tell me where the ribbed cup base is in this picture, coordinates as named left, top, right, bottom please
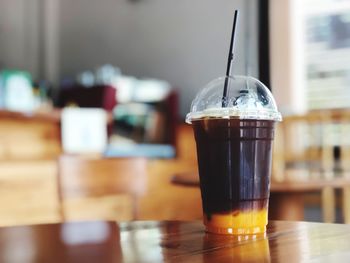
left=205, top=225, right=266, bottom=235
left=203, top=209, right=268, bottom=235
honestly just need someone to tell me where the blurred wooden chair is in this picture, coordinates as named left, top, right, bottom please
left=0, top=160, right=60, bottom=226
left=0, top=110, right=62, bottom=225
left=141, top=159, right=202, bottom=220
left=339, top=111, right=350, bottom=224
left=273, top=109, right=350, bottom=223
left=57, top=155, right=147, bottom=221
left=272, top=112, right=335, bottom=222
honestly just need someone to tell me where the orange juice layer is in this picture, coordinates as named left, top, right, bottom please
left=204, top=209, right=268, bottom=235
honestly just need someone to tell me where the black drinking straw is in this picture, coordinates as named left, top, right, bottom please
left=222, top=10, right=239, bottom=107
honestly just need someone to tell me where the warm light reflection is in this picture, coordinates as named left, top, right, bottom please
left=232, top=237, right=271, bottom=262
left=201, top=232, right=271, bottom=262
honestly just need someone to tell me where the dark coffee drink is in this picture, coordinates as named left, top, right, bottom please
left=192, top=117, right=275, bottom=235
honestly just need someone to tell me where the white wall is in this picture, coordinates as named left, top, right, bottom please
left=44, top=0, right=60, bottom=85
left=59, top=0, right=259, bottom=116
left=0, top=0, right=259, bottom=116
left=0, top=0, right=40, bottom=79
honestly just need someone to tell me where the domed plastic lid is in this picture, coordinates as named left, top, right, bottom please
left=186, top=76, right=282, bottom=123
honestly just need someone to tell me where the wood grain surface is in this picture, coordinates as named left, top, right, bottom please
left=0, top=220, right=350, bottom=262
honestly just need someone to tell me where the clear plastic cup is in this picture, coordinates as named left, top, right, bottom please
left=186, top=76, right=282, bottom=235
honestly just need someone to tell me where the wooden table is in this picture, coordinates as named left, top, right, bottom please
left=0, top=220, right=350, bottom=262
left=171, top=172, right=350, bottom=221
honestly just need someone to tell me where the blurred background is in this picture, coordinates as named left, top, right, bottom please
left=1, top=0, right=350, bottom=226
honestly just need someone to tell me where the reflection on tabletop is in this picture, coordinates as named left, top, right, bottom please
left=1, top=221, right=350, bottom=262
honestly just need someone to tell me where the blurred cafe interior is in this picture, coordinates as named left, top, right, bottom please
left=1, top=0, right=350, bottom=230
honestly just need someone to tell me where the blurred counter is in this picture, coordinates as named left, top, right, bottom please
left=0, top=109, right=62, bottom=160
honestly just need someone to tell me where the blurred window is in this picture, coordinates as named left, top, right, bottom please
left=305, top=0, right=350, bottom=109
